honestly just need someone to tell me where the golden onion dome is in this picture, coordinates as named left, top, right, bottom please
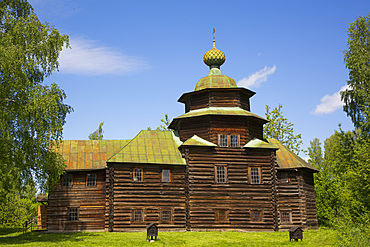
left=195, top=30, right=236, bottom=91
left=203, top=40, right=225, bottom=69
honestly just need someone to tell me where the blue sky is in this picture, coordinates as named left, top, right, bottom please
left=29, top=0, right=370, bottom=156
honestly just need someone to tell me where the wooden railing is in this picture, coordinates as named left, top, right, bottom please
left=23, top=217, right=38, bottom=233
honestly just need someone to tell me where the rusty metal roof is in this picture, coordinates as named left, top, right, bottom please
left=244, top=138, right=279, bottom=149
left=108, top=130, right=185, bottom=165
left=54, top=140, right=130, bottom=170
left=173, top=107, right=266, bottom=121
left=181, top=135, right=217, bottom=147
left=268, top=139, right=319, bottom=172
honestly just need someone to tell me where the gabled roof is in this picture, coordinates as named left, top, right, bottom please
left=267, top=139, right=319, bottom=172
left=108, top=130, right=185, bottom=165
left=244, top=138, right=279, bottom=149
left=181, top=135, right=217, bottom=147
left=54, top=140, right=130, bottom=171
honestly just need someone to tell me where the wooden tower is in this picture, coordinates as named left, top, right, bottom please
left=169, top=35, right=279, bottom=231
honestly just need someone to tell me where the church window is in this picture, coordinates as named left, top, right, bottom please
left=133, top=168, right=143, bottom=182
left=281, top=211, right=291, bottom=223
left=86, top=173, right=96, bottom=187
left=250, top=210, right=263, bottom=222
left=68, top=207, right=79, bottom=221
left=219, top=135, right=228, bottom=147
left=161, top=210, right=172, bottom=222
left=133, top=210, right=143, bottom=222
left=230, top=135, right=239, bottom=147
left=281, top=172, right=289, bottom=183
left=62, top=174, right=72, bottom=187
left=218, top=134, right=240, bottom=147
left=162, top=169, right=171, bottom=182
left=215, top=209, right=228, bottom=222
left=216, top=166, right=227, bottom=183
left=250, top=167, right=261, bottom=184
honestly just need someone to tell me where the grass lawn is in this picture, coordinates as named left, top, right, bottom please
left=0, top=228, right=337, bottom=246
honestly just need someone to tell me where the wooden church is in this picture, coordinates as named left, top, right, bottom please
left=45, top=36, right=319, bottom=232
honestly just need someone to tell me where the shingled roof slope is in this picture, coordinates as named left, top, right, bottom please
left=108, top=130, right=185, bottom=165
left=181, top=135, right=217, bottom=147
left=54, top=140, right=130, bottom=170
left=268, top=139, right=318, bottom=172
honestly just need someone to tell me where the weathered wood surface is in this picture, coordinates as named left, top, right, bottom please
left=48, top=170, right=106, bottom=232
left=106, top=164, right=186, bottom=232
left=185, top=147, right=276, bottom=231
left=276, top=170, right=318, bottom=231
left=178, top=116, right=264, bottom=145
left=181, top=88, right=253, bottom=113
left=47, top=80, right=318, bottom=233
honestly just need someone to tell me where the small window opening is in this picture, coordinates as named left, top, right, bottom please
left=230, top=135, right=239, bottom=147
left=134, top=168, right=142, bottom=182
left=63, top=174, right=72, bottom=187
left=68, top=208, right=78, bottom=221
left=281, top=172, right=289, bottom=183
left=161, top=210, right=172, bottom=222
left=250, top=167, right=261, bottom=184
left=216, top=166, right=226, bottom=183
left=86, top=174, right=96, bottom=187
left=162, top=169, right=171, bottom=182
left=219, top=135, right=228, bottom=147
left=281, top=211, right=291, bottom=223
left=251, top=210, right=262, bottom=222
left=215, top=209, right=228, bottom=222
left=133, top=210, right=143, bottom=222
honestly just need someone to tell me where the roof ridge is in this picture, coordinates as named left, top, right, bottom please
left=267, top=138, right=318, bottom=172
left=107, top=130, right=145, bottom=162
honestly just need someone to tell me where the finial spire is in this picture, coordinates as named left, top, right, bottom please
left=203, top=28, right=225, bottom=71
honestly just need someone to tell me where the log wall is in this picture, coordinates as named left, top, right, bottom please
left=179, top=116, right=264, bottom=146
left=185, top=147, right=275, bottom=231
left=48, top=170, right=106, bottom=232
left=276, top=170, right=318, bottom=231
left=106, top=164, right=186, bottom=232
left=184, top=89, right=252, bottom=112
left=301, top=170, right=318, bottom=229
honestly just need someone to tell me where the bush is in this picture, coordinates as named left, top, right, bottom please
left=0, top=192, right=38, bottom=227
left=336, top=219, right=370, bottom=247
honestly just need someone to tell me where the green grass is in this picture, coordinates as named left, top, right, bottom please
left=0, top=228, right=337, bottom=246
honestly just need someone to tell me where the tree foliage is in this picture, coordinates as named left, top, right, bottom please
left=342, top=14, right=370, bottom=133
left=335, top=14, right=370, bottom=245
left=148, top=114, right=171, bottom=131
left=263, top=104, right=303, bottom=154
left=0, top=0, right=71, bottom=194
left=320, top=130, right=370, bottom=245
left=88, top=122, right=104, bottom=140
left=308, top=138, right=339, bottom=227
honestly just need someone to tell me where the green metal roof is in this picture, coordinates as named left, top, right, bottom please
left=173, top=107, right=266, bottom=121
left=195, top=74, right=237, bottom=91
left=244, top=138, right=279, bottom=149
left=108, top=130, right=185, bottom=165
left=181, top=135, right=217, bottom=147
left=267, top=139, right=319, bottom=172
left=53, top=140, right=130, bottom=171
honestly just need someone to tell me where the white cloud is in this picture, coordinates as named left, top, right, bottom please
left=237, top=65, right=276, bottom=88
left=58, top=38, right=147, bottom=76
left=302, top=156, right=310, bottom=162
left=313, top=85, right=350, bottom=115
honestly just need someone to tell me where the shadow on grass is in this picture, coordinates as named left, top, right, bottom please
left=0, top=228, right=101, bottom=246
left=0, top=228, right=23, bottom=236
